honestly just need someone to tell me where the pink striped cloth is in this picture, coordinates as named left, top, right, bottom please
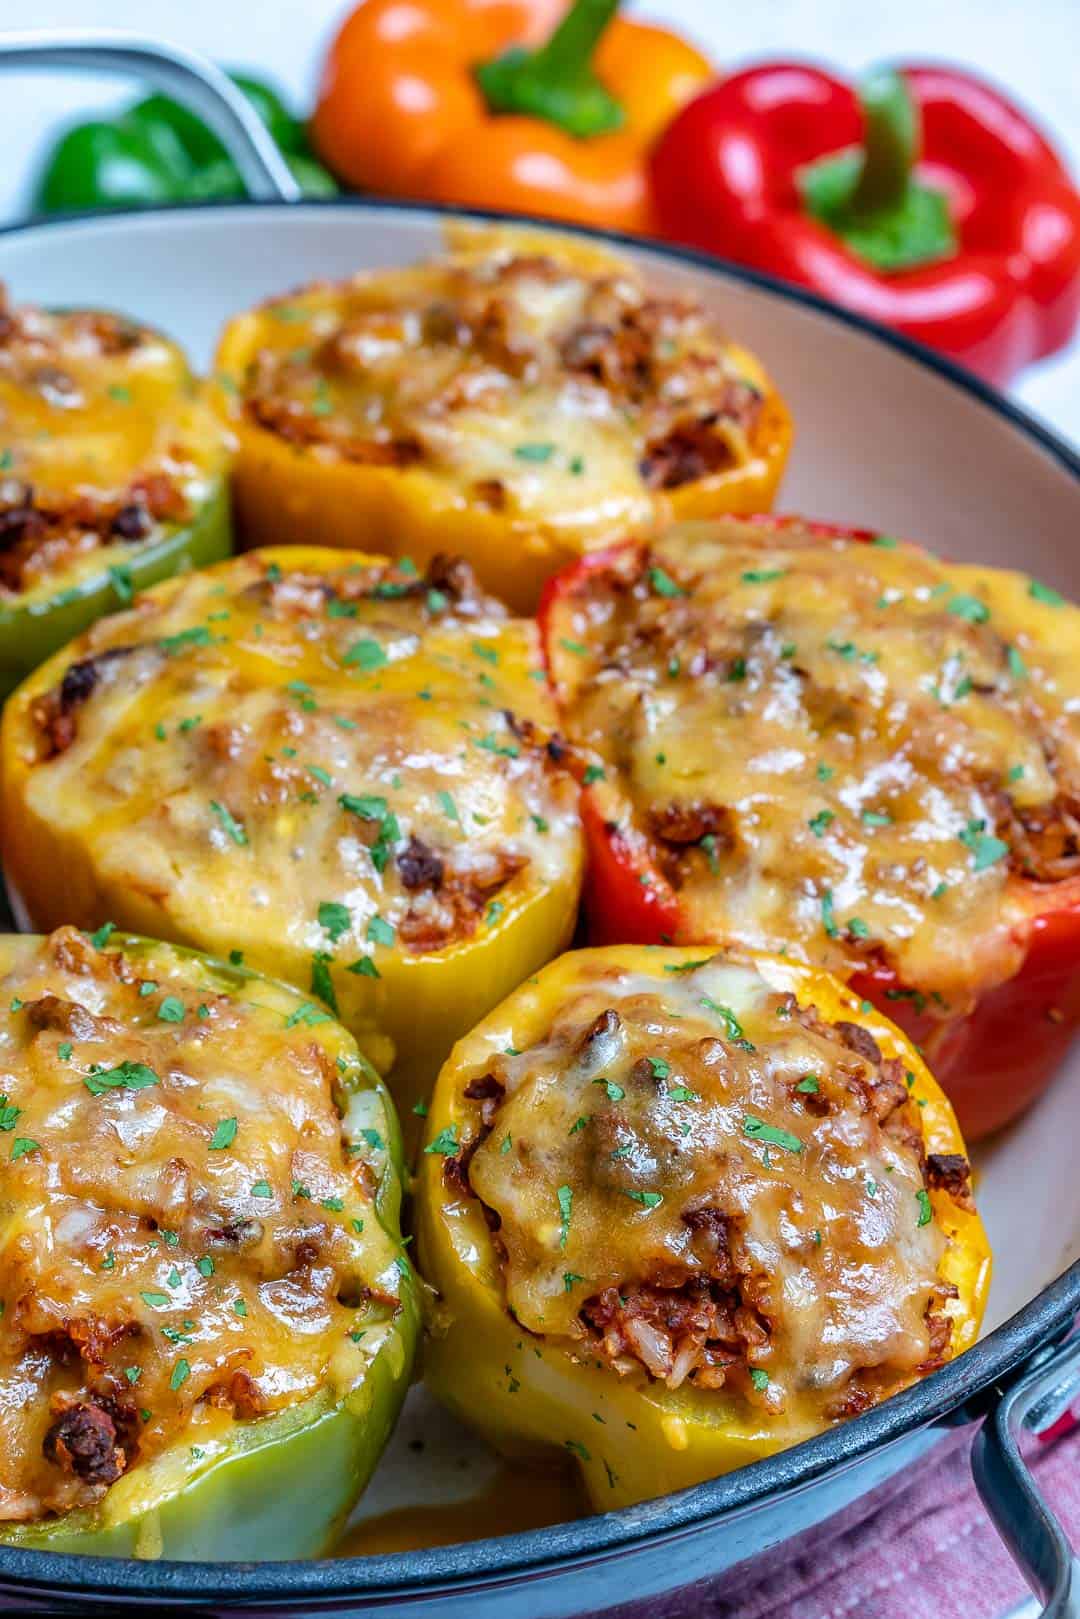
left=598, top=1423, right=1080, bottom=1619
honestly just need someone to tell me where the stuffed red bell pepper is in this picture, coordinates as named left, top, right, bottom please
left=540, top=516, right=1080, bottom=1140
left=651, top=63, right=1080, bottom=386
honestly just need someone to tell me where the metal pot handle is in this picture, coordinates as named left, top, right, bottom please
left=0, top=29, right=300, bottom=203
left=971, top=1329, right=1080, bottom=1618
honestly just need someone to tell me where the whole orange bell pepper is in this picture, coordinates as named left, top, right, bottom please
left=311, top=0, right=713, bottom=234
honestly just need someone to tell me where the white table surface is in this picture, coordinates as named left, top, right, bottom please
left=1, top=0, right=1077, bottom=440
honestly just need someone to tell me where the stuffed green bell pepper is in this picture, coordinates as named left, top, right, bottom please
left=0, top=925, right=417, bottom=1559
left=0, top=292, right=230, bottom=697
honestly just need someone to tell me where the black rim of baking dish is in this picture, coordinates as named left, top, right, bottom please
left=0, top=197, right=1078, bottom=1605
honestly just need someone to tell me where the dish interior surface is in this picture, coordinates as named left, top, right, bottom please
left=0, top=203, right=1077, bottom=1579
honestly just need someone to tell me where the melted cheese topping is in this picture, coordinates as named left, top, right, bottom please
left=0, top=927, right=402, bottom=1524
left=13, top=549, right=580, bottom=1067
left=464, top=955, right=951, bottom=1421
left=0, top=296, right=224, bottom=605
left=224, top=242, right=768, bottom=541
left=550, top=520, right=1080, bottom=1005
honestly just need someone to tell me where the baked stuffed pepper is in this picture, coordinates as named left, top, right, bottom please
left=541, top=517, right=1080, bottom=1139
left=1, top=547, right=583, bottom=1118
left=0, top=925, right=416, bottom=1558
left=214, top=228, right=791, bottom=612
left=0, top=289, right=230, bottom=696
left=416, top=945, right=990, bottom=1509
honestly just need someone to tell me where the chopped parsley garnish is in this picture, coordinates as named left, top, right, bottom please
left=821, top=889, right=839, bottom=938
left=559, top=637, right=588, bottom=656
left=700, top=998, right=754, bottom=1050
left=318, top=901, right=352, bottom=943
left=160, top=625, right=211, bottom=655
left=557, top=1184, right=573, bottom=1248
left=513, top=441, right=555, bottom=462
left=347, top=956, right=381, bottom=979
left=668, top=1086, right=698, bottom=1103
left=208, top=1117, right=238, bottom=1151
left=0, top=1097, right=20, bottom=1133
left=795, top=1075, right=820, bottom=1094
left=749, top=1368, right=770, bottom=1392
left=58, top=1042, right=73, bottom=1062
left=593, top=1077, right=625, bottom=1101
left=743, top=1115, right=802, bottom=1154
left=344, top=638, right=387, bottom=671
left=742, top=568, right=785, bottom=583
left=583, top=763, right=605, bottom=785
left=310, top=953, right=339, bottom=1014
left=563, top=1272, right=585, bottom=1292
left=197, top=1256, right=215, bottom=1277
left=808, top=809, right=834, bottom=838
left=88, top=921, right=116, bottom=950
left=140, top=1291, right=171, bottom=1309
left=340, top=793, right=387, bottom=821
left=366, top=915, right=395, bottom=947
left=816, top=762, right=834, bottom=783
left=861, top=809, right=892, bottom=827
left=233, top=1298, right=248, bottom=1317
left=624, top=1190, right=663, bottom=1209
left=85, top=1061, right=159, bottom=1096
left=916, top=1189, right=933, bottom=1227
left=170, top=1359, right=191, bottom=1392
left=648, top=1057, right=671, bottom=1080
left=157, top=997, right=185, bottom=1023
left=10, top=1137, right=39, bottom=1161
left=425, top=1126, right=459, bottom=1157
left=284, top=1000, right=332, bottom=1028
left=209, top=800, right=247, bottom=846
left=946, top=593, right=989, bottom=624
left=471, top=641, right=498, bottom=664
left=1028, top=578, right=1064, bottom=607
left=251, top=1180, right=272, bottom=1198
left=649, top=566, right=686, bottom=599
left=1007, top=646, right=1028, bottom=680
left=959, top=818, right=1009, bottom=872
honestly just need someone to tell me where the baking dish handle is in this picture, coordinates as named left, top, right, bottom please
left=972, top=1329, right=1080, bottom=1618
left=0, top=29, right=301, bottom=203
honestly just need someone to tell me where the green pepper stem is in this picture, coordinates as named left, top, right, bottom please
left=474, top=0, right=624, bottom=140
left=851, top=69, right=918, bottom=214
left=530, top=0, right=620, bottom=79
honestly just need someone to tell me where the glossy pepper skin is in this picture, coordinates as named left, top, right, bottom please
left=0, top=481, right=229, bottom=701
left=651, top=63, right=1080, bottom=386
left=0, top=934, right=418, bottom=1561
left=34, top=72, right=336, bottom=214
left=415, top=945, right=991, bottom=1510
left=538, top=526, right=1080, bottom=1142
left=312, top=0, right=712, bottom=234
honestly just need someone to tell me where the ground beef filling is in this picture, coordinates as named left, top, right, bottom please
left=0, top=474, right=188, bottom=595
left=446, top=963, right=962, bottom=1418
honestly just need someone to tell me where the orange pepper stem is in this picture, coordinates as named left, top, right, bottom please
left=474, top=0, right=625, bottom=140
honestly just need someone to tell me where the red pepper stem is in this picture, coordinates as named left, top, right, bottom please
left=851, top=69, right=918, bottom=214
left=531, top=0, right=621, bottom=79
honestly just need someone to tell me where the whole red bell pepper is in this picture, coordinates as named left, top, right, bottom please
left=538, top=523, right=1080, bottom=1141
left=650, top=63, right=1080, bottom=387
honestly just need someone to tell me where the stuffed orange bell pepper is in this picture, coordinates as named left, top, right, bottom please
left=312, top=0, right=712, bottom=234
left=416, top=945, right=990, bottom=1508
left=539, top=517, right=1080, bottom=1141
left=0, top=547, right=583, bottom=1124
left=213, top=228, right=791, bottom=612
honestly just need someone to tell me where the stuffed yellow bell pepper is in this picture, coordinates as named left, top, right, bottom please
left=213, top=227, right=791, bottom=612
left=0, top=290, right=230, bottom=696
left=415, top=945, right=991, bottom=1509
left=0, top=547, right=583, bottom=1122
left=0, top=925, right=416, bottom=1558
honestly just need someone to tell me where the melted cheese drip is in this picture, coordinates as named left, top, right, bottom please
left=468, top=956, right=946, bottom=1419
left=0, top=927, right=401, bottom=1524
left=554, top=521, right=1080, bottom=1004
left=0, top=303, right=223, bottom=605
left=230, top=249, right=765, bottom=538
left=15, top=551, right=580, bottom=1063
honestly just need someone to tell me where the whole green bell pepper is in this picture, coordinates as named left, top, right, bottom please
left=33, top=71, right=336, bottom=215
left=0, top=932, right=418, bottom=1560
